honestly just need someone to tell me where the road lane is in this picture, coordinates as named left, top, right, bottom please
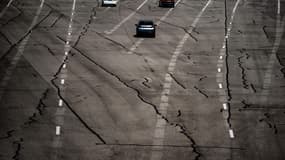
left=104, top=0, right=149, bottom=35
left=0, top=0, right=45, bottom=101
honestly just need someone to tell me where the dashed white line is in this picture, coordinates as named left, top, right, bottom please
left=218, top=83, right=223, bottom=89
left=223, top=103, right=228, bottom=110
left=56, top=126, right=61, bottom=136
left=229, top=129, right=234, bottom=138
left=216, top=0, right=241, bottom=139
left=58, top=99, right=63, bottom=106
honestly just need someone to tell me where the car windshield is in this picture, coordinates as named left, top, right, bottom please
left=138, top=21, right=154, bottom=26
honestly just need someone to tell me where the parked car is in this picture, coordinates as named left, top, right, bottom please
left=159, top=0, right=175, bottom=8
left=135, top=20, right=156, bottom=38
left=102, top=0, right=118, bottom=7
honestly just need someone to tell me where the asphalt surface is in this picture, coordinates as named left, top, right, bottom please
left=0, top=0, right=285, bottom=159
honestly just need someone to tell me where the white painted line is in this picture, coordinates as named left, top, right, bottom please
left=0, top=0, right=14, bottom=19
left=56, top=126, right=61, bottom=135
left=218, top=83, right=223, bottom=89
left=65, top=51, right=68, bottom=55
left=62, top=64, right=66, bottom=69
left=278, top=0, right=280, bottom=15
left=223, top=103, right=228, bottom=110
left=150, top=1, right=212, bottom=160
left=218, top=68, right=221, bottom=72
left=66, top=41, right=69, bottom=45
left=219, top=56, right=223, bottom=59
left=105, top=0, right=149, bottom=35
left=58, top=99, right=63, bottom=106
left=61, top=79, right=65, bottom=84
left=229, top=129, right=234, bottom=138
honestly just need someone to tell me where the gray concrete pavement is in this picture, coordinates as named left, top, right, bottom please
left=0, top=0, right=285, bottom=159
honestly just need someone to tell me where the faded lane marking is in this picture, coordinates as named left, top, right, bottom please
left=127, top=0, right=183, bottom=54
left=104, top=0, right=149, bottom=35
left=259, top=12, right=285, bottom=104
left=217, top=0, right=241, bottom=139
left=0, top=0, right=45, bottom=101
left=150, top=0, right=212, bottom=159
left=0, top=0, right=14, bottom=19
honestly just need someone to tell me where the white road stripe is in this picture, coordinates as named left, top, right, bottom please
left=150, top=1, right=212, bottom=159
left=0, top=0, right=14, bottom=19
left=278, top=0, right=280, bottom=15
left=104, top=0, right=149, bottom=35
left=0, top=0, right=45, bottom=101
left=229, top=129, right=234, bottom=138
left=56, top=126, right=61, bottom=135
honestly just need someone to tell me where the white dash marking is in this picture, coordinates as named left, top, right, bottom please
left=223, top=103, right=228, bottom=110
left=218, top=68, right=221, bottom=72
left=58, top=99, right=63, bottom=106
left=229, top=129, right=234, bottom=138
left=61, top=79, right=65, bottom=85
left=219, top=83, right=223, bottom=89
left=56, top=126, right=61, bottom=135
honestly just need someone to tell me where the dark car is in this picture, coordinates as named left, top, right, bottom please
left=159, top=0, right=175, bottom=8
left=135, top=20, right=156, bottom=38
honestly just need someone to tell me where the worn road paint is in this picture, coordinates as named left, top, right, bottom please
left=150, top=1, right=212, bottom=159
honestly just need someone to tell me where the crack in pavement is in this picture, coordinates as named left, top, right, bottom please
left=50, top=14, right=63, bottom=28
left=26, top=89, right=49, bottom=125
left=194, top=86, right=208, bottom=98
left=262, top=25, right=270, bottom=40
left=34, top=43, right=56, bottom=55
left=237, top=56, right=249, bottom=89
left=0, top=31, right=12, bottom=45
left=0, top=130, right=15, bottom=140
left=142, top=77, right=151, bottom=88
left=160, top=20, right=199, bottom=42
left=50, top=55, right=106, bottom=144
left=250, top=83, right=256, bottom=93
left=199, top=75, right=207, bottom=82
left=169, top=73, right=186, bottom=89
left=12, top=138, right=23, bottom=160
left=0, top=3, right=23, bottom=27
left=259, top=113, right=278, bottom=134
left=73, top=6, right=96, bottom=47
left=58, top=35, right=202, bottom=157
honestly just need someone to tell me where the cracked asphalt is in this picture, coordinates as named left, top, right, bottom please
left=0, top=0, right=285, bottom=159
